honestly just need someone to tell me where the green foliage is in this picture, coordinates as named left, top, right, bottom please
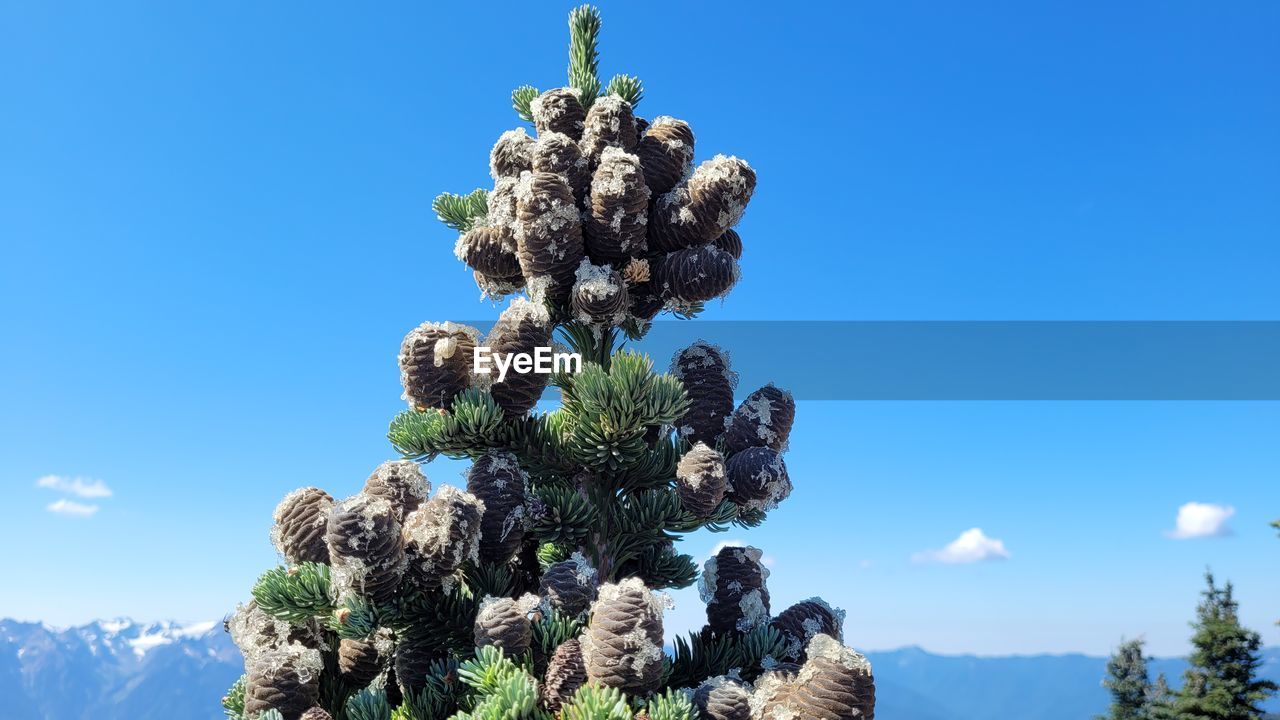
left=387, top=588, right=480, bottom=657
left=348, top=687, right=393, bottom=720
left=329, top=594, right=380, bottom=640
left=646, top=689, right=698, bottom=720
left=531, top=610, right=584, bottom=665
left=536, top=541, right=573, bottom=569
left=567, top=5, right=602, bottom=110
left=389, top=390, right=508, bottom=461
left=604, top=74, right=643, bottom=107
left=530, top=485, right=598, bottom=545
left=393, top=660, right=462, bottom=720
left=222, top=675, right=246, bottom=720
left=464, top=561, right=520, bottom=601
left=665, top=625, right=790, bottom=689
left=561, top=685, right=633, bottom=720
left=433, top=189, right=489, bottom=232
left=453, top=646, right=549, bottom=719
left=1097, top=639, right=1152, bottom=720
left=254, top=712, right=285, bottom=720
left=252, top=563, right=335, bottom=623
left=512, top=85, right=539, bottom=123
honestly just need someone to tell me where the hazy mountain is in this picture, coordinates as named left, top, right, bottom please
left=2, top=618, right=1278, bottom=719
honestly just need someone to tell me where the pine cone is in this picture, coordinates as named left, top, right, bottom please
left=636, top=116, right=694, bottom=196
left=627, top=281, right=664, bottom=324
left=700, top=545, right=770, bottom=634
left=724, top=446, right=792, bottom=512
left=398, top=321, right=480, bottom=411
left=362, top=460, right=430, bottom=523
left=532, top=131, right=590, bottom=204
left=541, top=638, right=587, bottom=713
left=531, top=87, right=586, bottom=140
left=571, top=260, right=629, bottom=326
left=326, top=495, right=405, bottom=605
left=270, top=487, right=334, bottom=565
left=487, top=177, right=519, bottom=231
left=581, top=578, right=665, bottom=696
left=670, top=341, right=736, bottom=447
left=402, top=485, right=484, bottom=591
left=771, top=598, right=846, bottom=662
left=633, top=116, right=650, bottom=145
left=473, top=270, right=524, bottom=301
left=675, top=442, right=727, bottom=518
left=490, top=128, right=535, bottom=179
left=465, top=451, right=529, bottom=564
left=483, top=298, right=553, bottom=417
left=752, top=669, right=803, bottom=720
left=579, top=95, right=637, bottom=166
left=299, top=709, right=334, bottom=720
left=652, top=244, right=740, bottom=303
left=514, top=172, right=585, bottom=306
left=693, top=677, right=752, bottom=720
left=539, top=554, right=598, bottom=616
left=586, top=147, right=649, bottom=264
left=244, top=651, right=322, bottom=720
left=648, top=156, right=756, bottom=252
left=456, top=225, right=523, bottom=281
left=723, top=384, right=796, bottom=454
left=337, top=637, right=382, bottom=687
left=473, top=594, right=537, bottom=656
left=713, top=228, right=743, bottom=259
left=394, top=633, right=442, bottom=694
left=790, top=635, right=876, bottom=720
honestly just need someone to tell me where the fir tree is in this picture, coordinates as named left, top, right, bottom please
left=1148, top=674, right=1179, bottom=720
left=221, top=6, right=877, bottom=720
left=1098, top=638, right=1155, bottom=720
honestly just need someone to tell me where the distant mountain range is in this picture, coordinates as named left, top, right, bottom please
left=2, top=618, right=1277, bottom=719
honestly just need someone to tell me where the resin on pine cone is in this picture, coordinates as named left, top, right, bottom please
left=464, top=450, right=529, bottom=564
left=482, top=298, right=553, bottom=417
left=580, top=577, right=666, bottom=696
left=671, top=340, right=736, bottom=446
left=586, top=146, right=649, bottom=264
left=532, top=131, right=590, bottom=204
left=725, top=446, right=792, bottom=512
left=652, top=244, right=740, bottom=304
left=514, top=171, right=585, bottom=307
left=486, top=177, right=519, bottom=232
left=336, top=636, right=383, bottom=687
left=299, top=708, right=334, bottom=720
left=723, top=384, right=796, bottom=454
left=648, top=155, right=756, bottom=252
left=325, top=494, right=406, bottom=605
left=579, top=94, right=638, bottom=166
left=398, top=321, right=480, bottom=411
left=772, top=597, right=846, bottom=662
left=490, top=128, right=535, bottom=179
left=538, top=552, right=598, bottom=617
left=473, top=593, right=539, bottom=656
left=675, top=442, right=728, bottom=518
left=455, top=225, right=523, bottom=284
left=541, top=638, right=587, bottom=713
left=361, top=459, right=430, bottom=523
left=243, top=647, right=323, bottom=720
left=570, top=260, right=630, bottom=327
left=636, top=116, right=694, bottom=196
left=693, top=676, right=753, bottom=720
left=700, top=544, right=771, bottom=634
left=787, top=634, right=876, bottom=720
left=270, top=487, right=334, bottom=565
left=531, top=87, right=586, bottom=140
left=401, top=485, right=484, bottom=592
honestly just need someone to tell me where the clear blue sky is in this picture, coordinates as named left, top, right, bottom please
left=2, top=1, right=1277, bottom=656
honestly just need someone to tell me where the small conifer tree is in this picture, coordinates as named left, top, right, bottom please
left=1099, top=638, right=1155, bottom=720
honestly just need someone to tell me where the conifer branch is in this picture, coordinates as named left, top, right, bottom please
left=605, top=74, right=644, bottom=107
left=511, top=85, right=539, bottom=123
left=567, top=5, right=603, bottom=109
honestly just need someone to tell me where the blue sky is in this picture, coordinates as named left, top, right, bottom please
left=1, top=1, right=1277, bottom=656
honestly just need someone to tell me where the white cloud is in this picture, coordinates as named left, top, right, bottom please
left=46, top=499, right=100, bottom=517
left=36, top=475, right=113, bottom=499
left=708, top=540, right=746, bottom=558
left=913, top=528, right=1010, bottom=564
left=1167, top=502, right=1235, bottom=539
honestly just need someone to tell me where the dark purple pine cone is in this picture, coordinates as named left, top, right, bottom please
left=456, top=225, right=523, bottom=282
left=636, top=117, right=694, bottom=196
left=271, top=487, right=334, bottom=565
left=514, top=172, right=585, bottom=307
left=652, top=244, right=740, bottom=304
left=401, top=485, right=484, bottom=591
left=772, top=598, right=846, bottom=662
left=579, top=95, right=638, bottom=167
left=725, top=446, right=792, bottom=512
left=700, top=545, right=770, bottom=634
left=633, top=116, right=650, bottom=145
left=647, top=156, right=756, bottom=252
left=473, top=594, right=537, bottom=656
left=585, top=147, right=649, bottom=264
left=581, top=578, right=665, bottom=696
left=299, top=708, right=334, bottom=720
left=723, top=384, right=796, bottom=454
left=483, top=298, right=553, bottom=417
left=693, top=677, right=753, bottom=720
left=243, top=653, right=322, bottom=720
left=490, top=128, right=535, bottom=179
left=790, top=635, right=877, bottom=720
left=465, top=451, right=529, bottom=564
left=670, top=340, right=736, bottom=447
left=394, top=633, right=442, bottom=694
left=532, top=131, right=590, bottom=205
left=627, top=280, right=664, bottom=325
left=713, top=228, right=743, bottom=259
left=571, top=261, right=629, bottom=326
left=473, top=270, right=524, bottom=301
left=398, top=321, right=481, bottom=411
left=539, top=554, right=598, bottom=616
left=361, top=460, right=430, bottom=523
left=541, top=638, right=587, bottom=713
left=675, top=442, right=728, bottom=518
left=531, top=87, right=586, bottom=140
left=337, top=637, right=383, bottom=687
left=325, top=495, right=405, bottom=605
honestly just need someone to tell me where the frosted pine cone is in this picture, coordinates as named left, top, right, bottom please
left=725, top=446, right=792, bottom=512
left=362, top=460, right=430, bottom=522
left=772, top=598, right=846, bottom=662
left=581, top=578, right=666, bottom=696
left=752, top=669, right=803, bottom=719
left=693, top=677, right=752, bottom=720
left=648, top=156, right=756, bottom=252
left=325, top=495, right=405, bottom=605
left=473, top=270, right=524, bottom=301
left=790, top=635, right=876, bottom=720
left=671, top=341, right=736, bottom=446
left=514, top=172, right=585, bottom=306
left=337, top=637, right=382, bottom=686
left=270, top=487, right=334, bottom=565
left=542, top=638, right=587, bottom=713
left=473, top=594, right=538, bottom=656
left=299, top=709, right=333, bottom=720
left=531, top=87, right=586, bottom=140
left=490, top=128, right=535, bottom=179
left=487, top=177, right=519, bottom=231
left=636, top=116, right=694, bottom=196
left=700, top=545, right=770, bottom=634
left=579, top=95, right=637, bottom=166
left=455, top=225, right=523, bottom=282
left=586, top=147, right=649, bottom=264
left=398, top=321, right=481, bottom=411
left=532, top=131, right=590, bottom=204
left=483, top=298, right=553, bottom=416
left=401, top=485, right=484, bottom=592
left=675, top=442, right=727, bottom=518
left=539, top=553, right=598, bottom=616
left=243, top=649, right=323, bottom=720
left=571, top=260, right=629, bottom=326
left=713, top=228, right=743, bottom=259
left=723, top=384, right=796, bottom=454
left=652, top=244, right=740, bottom=303
left=465, top=451, right=529, bottom=564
